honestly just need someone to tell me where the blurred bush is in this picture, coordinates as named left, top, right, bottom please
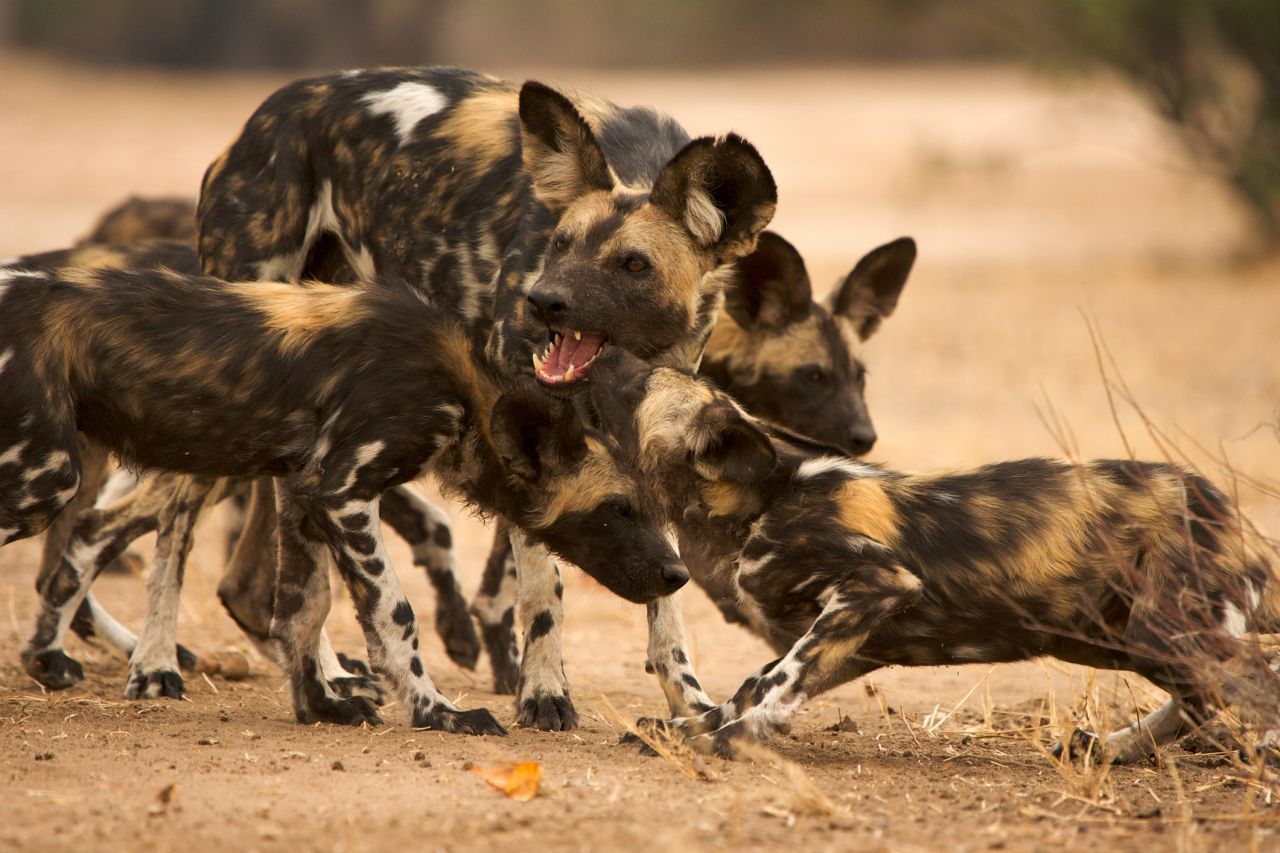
left=1055, top=0, right=1280, bottom=249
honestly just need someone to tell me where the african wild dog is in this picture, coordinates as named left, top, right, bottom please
left=1, top=264, right=684, bottom=732
left=6, top=238, right=485, bottom=689
left=169, top=67, right=776, bottom=728
left=587, top=347, right=1275, bottom=762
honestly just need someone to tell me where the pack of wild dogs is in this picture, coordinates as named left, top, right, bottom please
left=2, top=67, right=1276, bottom=762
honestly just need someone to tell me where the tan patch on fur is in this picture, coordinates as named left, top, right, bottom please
left=436, top=87, right=520, bottom=175
left=635, top=368, right=716, bottom=467
left=707, top=312, right=836, bottom=382
left=836, top=478, right=899, bottom=545
left=531, top=435, right=634, bottom=529
left=701, top=480, right=762, bottom=519
left=234, top=281, right=371, bottom=356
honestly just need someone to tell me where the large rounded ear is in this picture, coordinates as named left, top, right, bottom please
left=724, top=231, right=812, bottom=329
left=828, top=237, right=916, bottom=341
left=692, top=400, right=777, bottom=484
left=649, top=134, right=777, bottom=261
left=490, top=387, right=587, bottom=481
left=519, top=81, right=615, bottom=215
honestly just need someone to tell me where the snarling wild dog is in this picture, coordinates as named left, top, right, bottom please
left=193, top=68, right=776, bottom=728
left=1, top=265, right=684, bottom=732
left=7, top=237, right=485, bottom=685
left=588, top=348, right=1274, bottom=762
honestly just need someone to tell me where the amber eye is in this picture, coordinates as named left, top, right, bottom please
left=552, top=235, right=569, bottom=253
left=623, top=256, right=649, bottom=274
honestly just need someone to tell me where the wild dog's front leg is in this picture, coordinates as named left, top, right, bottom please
left=511, top=530, right=576, bottom=730
left=660, top=562, right=923, bottom=758
left=271, top=485, right=381, bottom=727
left=125, top=477, right=218, bottom=699
left=379, top=485, right=480, bottom=670
left=645, top=596, right=716, bottom=716
left=294, top=488, right=505, bottom=735
left=471, top=519, right=521, bottom=694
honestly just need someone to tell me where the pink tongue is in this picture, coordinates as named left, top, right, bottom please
left=568, top=332, right=607, bottom=368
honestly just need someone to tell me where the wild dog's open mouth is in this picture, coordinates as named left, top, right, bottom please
left=533, top=329, right=609, bottom=385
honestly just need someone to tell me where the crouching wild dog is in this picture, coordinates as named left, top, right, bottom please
left=0, top=265, right=683, bottom=733
left=196, top=68, right=776, bottom=728
left=588, top=348, right=1275, bottom=762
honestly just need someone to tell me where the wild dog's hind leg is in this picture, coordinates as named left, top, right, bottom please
left=66, top=471, right=199, bottom=670
left=471, top=519, right=521, bottom=694
left=511, top=530, right=576, bottom=730
left=271, top=484, right=381, bottom=726
left=379, top=485, right=480, bottom=670
left=125, top=476, right=218, bottom=699
left=217, top=478, right=384, bottom=702
left=285, top=479, right=504, bottom=735
left=656, top=561, right=923, bottom=758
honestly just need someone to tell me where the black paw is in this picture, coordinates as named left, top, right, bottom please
left=620, top=718, right=673, bottom=756
left=176, top=644, right=199, bottom=672
left=297, top=693, right=383, bottom=727
left=516, top=692, right=578, bottom=731
left=414, top=704, right=507, bottom=736
left=329, top=674, right=387, bottom=705
left=22, top=649, right=85, bottom=690
left=335, top=653, right=373, bottom=678
left=481, top=624, right=521, bottom=695
left=124, top=668, right=185, bottom=700
left=436, top=597, right=481, bottom=671
left=1051, top=727, right=1102, bottom=762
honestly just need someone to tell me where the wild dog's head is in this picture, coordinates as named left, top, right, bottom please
left=484, top=384, right=686, bottom=603
left=701, top=232, right=915, bottom=456
left=517, top=82, right=777, bottom=389
left=587, top=348, right=778, bottom=521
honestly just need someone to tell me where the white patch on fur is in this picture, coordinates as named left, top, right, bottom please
left=1222, top=602, right=1247, bottom=639
left=0, top=440, right=27, bottom=468
left=796, top=456, right=884, bottom=480
left=361, top=81, right=448, bottom=146
left=952, top=644, right=989, bottom=662
left=351, top=246, right=376, bottom=281
left=0, top=347, right=14, bottom=377
left=338, top=440, right=386, bottom=493
left=682, top=186, right=726, bottom=246
left=0, top=526, right=18, bottom=544
left=255, top=181, right=343, bottom=281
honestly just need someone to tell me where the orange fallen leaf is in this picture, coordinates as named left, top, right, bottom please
left=470, top=761, right=542, bottom=801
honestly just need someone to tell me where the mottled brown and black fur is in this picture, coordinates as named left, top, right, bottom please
left=188, top=68, right=775, bottom=728
left=589, top=348, right=1274, bottom=761
left=1, top=265, right=684, bottom=732
left=5, top=236, right=482, bottom=684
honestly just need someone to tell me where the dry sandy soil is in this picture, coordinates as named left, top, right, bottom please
left=2, top=54, right=1279, bottom=852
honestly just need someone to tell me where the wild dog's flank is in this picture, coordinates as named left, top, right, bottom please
left=0, top=265, right=682, bottom=733
left=588, top=348, right=1274, bottom=762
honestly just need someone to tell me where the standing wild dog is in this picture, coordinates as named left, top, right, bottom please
left=7, top=238, right=484, bottom=689
left=587, top=348, right=1274, bottom=762
left=2, top=265, right=685, bottom=733
left=77, top=67, right=776, bottom=729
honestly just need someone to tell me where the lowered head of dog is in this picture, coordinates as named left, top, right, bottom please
left=701, top=232, right=915, bottom=456
left=587, top=348, right=781, bottom=525
left=451, top=381, right=686, bottom=604
left=516, top=81, right=777, bottom=390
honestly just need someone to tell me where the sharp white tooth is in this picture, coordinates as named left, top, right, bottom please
left=564, top=364, right=576, bottom=381
left=554, top=333, right=562, bottom=346
left=533, top=353, right=545, bottom=372
left=573, top=330, right=581, bottom=341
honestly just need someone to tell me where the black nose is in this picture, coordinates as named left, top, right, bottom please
left=848, top=429, right=876, bottom=456
left=662, top=562, right=690, bottom=593
left=527, top=288, right=571, bottom=323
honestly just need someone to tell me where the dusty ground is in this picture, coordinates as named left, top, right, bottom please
left=2, top=54, right=1279, bottom=852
